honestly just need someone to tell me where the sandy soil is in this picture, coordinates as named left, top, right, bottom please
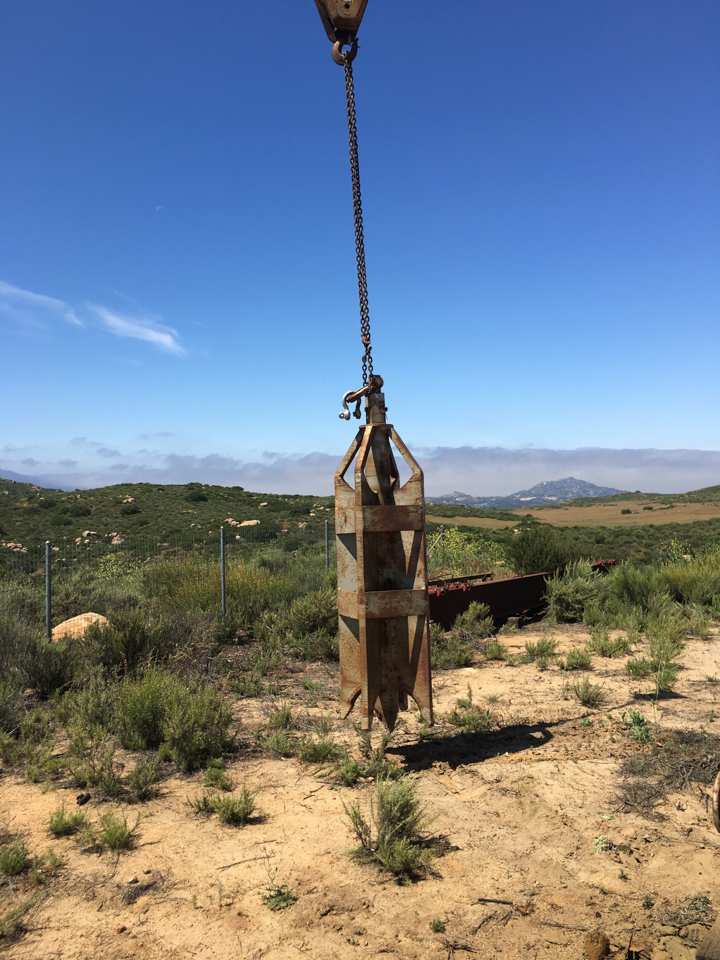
left=2, top=627, right=720, bottom=960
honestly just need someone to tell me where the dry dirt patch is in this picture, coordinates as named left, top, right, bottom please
left=2, top=627, right=719, bottom=960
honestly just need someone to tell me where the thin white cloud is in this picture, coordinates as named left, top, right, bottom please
left=90, top=304, right=185, bottom=356
left=0, top=279, right=82, bottom=327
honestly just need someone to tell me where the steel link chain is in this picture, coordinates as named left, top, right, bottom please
left=342, top=58, right=374, bottom=386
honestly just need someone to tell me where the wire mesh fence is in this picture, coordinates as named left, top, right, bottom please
left=0, top=519, right=336, bottom=637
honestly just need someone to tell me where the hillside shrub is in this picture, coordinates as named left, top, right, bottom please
left=546, top=560, right=602, bottom=622
left=508, top=524, right=573, bottom=576
left=161, top=680, right=232, bottom=771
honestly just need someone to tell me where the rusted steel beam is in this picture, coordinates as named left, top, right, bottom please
left=428, top=573, right=550, bottom=630
left=335, top=386, right=433, bottom=732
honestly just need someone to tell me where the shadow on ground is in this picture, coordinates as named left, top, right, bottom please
left=392, top=720, right=568, bottom=771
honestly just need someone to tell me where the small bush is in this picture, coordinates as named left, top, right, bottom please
left=97, top=812, right=138, bottom=852
left=203, top=761, right=233, bottom=792
left=48, top=806, right=87, bottom=838
left=260, top=729, right=297, bottom=758
left=263, top=884, right=297, bottom=911
left=213, top=788, right=257, bottom=827
left=508, top=523, right=573, bottom=576
left=345, top=779, right=433, bottom=882
left=624, top=710, right=652, bottom=744
left=0, top=840, right=29, bottom=877
left=117, top=668, right=176, bottom=750
left=546, top=560, right=602, bottom=623
left=559, top=647, right=592, bottom=671
left=161, top=681, right=232, bottom=772
left=447, top=689, right=496, bottom=733
left=0, top=681, right=22, bottom=736
left=430, top=624, right=474, bottom=670
left=126, top=756, right=161, bottom=802
left=524, top=637, right=557, bottom=662
left=297, top=736, right=344, bottom=764
left=587, top=630, right=631, bottom=658
left=266, top=703, right=295, bottom=731
left=627, top=658, right=655, bottom=680
left=572, top=678, right=605, bottom=709
left=484, top=639, right=507, bottom=661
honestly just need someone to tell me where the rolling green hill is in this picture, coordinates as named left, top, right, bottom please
left=0, top=478, right=333, bottom=551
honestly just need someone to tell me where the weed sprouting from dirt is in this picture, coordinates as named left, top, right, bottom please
left=189, top=788, right=258, bottom=827
left=0, top=839, right=30, bottom=877
left=344, top=778, right=438, bottom=883
left=48, top=806, right=87, bottom=838
left=623, top=710, right=652, bottom=744
left=263, top=884, right=297, bottom=911
left=571, top=678, right=605, bottom=709
left=96, top=812, right=139, bottom=852
left=524, top=637, right=557, bottom=663
left=297, top=735, right=344, bottom=764
left=203, top=760, right=233, bottom=792
left=587, top=630, right=632, bottom=658
left=447, top=688, right=497, bottom=733
left=213, top=788, right=257, bottom=827
left=559, top=647, right=592, bottom=671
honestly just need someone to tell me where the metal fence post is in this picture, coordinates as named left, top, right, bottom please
left=219, top=526, right=226, bottom=617
left=324, top=519, right=330, bottom=570
left=45, top=540, right=52, bottom=642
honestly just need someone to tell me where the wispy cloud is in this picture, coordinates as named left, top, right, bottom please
left=90, top=305, right=185, bottom=356
left=0, top=279, right=82, bottom=327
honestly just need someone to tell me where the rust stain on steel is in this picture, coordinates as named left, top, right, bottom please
left=428, top=573, right=550, bottom=631
left=335, top=386, right=433, bottom=732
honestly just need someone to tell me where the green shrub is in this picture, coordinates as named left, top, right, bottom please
left=626, top=657, right=655, bottom=679
left=560, top=647, right=592, bottom=671
left=297, top=736, right=344, bottom=763
left=454, top=603, right=494, bottom=641
left=508, top=523, right=573, bottom=576
left=117, top=668, right=176, bottom=750
left=546, top=560, right=602, bottom=622
left=212, top=788, right=257, bottom=827
left=484, top=639, right=507, bottom=661
left=428, top=527, right=508, bottom=579
left=266, top=703, right=295, bottom=731
left=257, top=587, right=338, bottom=662
left=587, top=630, right=632, bottom=658
left=263, top=884, right=297, bottom=911
left=345, top=779, right=433, bottom=882
left=524, top=637, right=557, bottom=662
left=447, top=689, right=496, bottom=733
left=0, top=840, right=29, bottom=877
left=48, top=806, right=87, bottom=838
left=97, top=812, right=138, bottom=851
left=161, top=681, right=232, bottom=772
left=203, top=761, right=233, bottom=792
left=126, top=756, right=161, bottom=802
left=624, top=710, right=652, bottom=744
left=0, top=681, right=22, bottom=736
left=572, top=678, right=605, bottom=709
left=430, top=623, right=474, bottom=670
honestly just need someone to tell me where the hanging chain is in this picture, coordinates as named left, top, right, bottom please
left=342, top=56, right=374, bottom=386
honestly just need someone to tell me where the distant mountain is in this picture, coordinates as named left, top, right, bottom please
left=0, top=470, right=72, bottom=491
left=428, top=477, right=626, bottom=510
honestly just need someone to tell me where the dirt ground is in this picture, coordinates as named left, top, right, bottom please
left=2, top=626, right=720, bottom=960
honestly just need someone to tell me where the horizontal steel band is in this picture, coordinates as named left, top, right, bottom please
left=335, top=504, right=424, bottom=535
left=338, top=589, right=428, bottom=620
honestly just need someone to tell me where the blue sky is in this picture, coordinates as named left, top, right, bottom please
left=2, top=1, right=719, bottom=494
